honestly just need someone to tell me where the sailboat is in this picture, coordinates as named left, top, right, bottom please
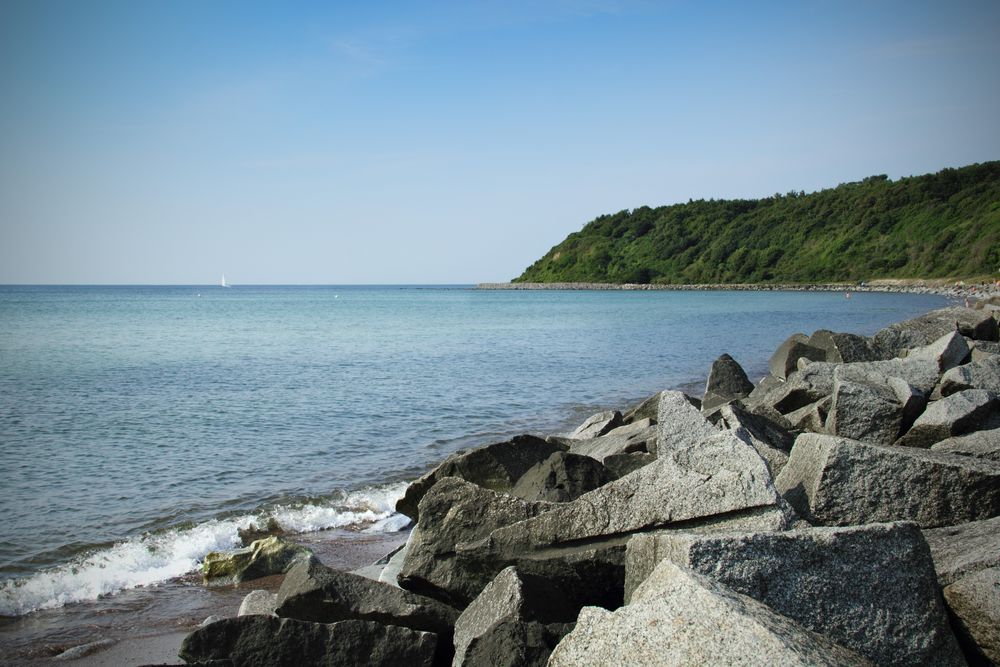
left=221, top=274, right=231, bottom=288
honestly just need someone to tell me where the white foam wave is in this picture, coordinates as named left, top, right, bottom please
left=0, top=482, right=409, bottom=617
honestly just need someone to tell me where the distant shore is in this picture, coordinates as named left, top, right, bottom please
left=477, top=279, right=1000, bottom=299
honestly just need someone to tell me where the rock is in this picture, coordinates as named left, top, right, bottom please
left=716, top=402, right=793, bottom=476
left=237, top=517, right=284, bottom=546
left=702, top=353, right=755, bottom=412
left=656, top=390, right=719, bottom=453
left=274, top=557, right=459, bottom=641
left=461, top=619, right=572, bottom=667
left=942, top=566, right=1000, bottom=664
left=179, top=616, right=437, bottom=667
left=931, top=427, right=1000, bottom=461
left=509, top=452, right=611, bottom=502
left=765, top=364, right=836, bottom=414
left=906, top=331, right=971, bottom=372
left=769, top=334, right=827, bottom=380
left=629, top=523, right=964, bottom=666
left=874, top=306, right=998, bottom=358
left=566, top=420, right=656, bottom=462
left=807, top=329, right=876, bottom=363
left=462, top=431, right=782, bottom=557
left=395, top=435, right=565, bottom=520
left=54, top=639, right=117, bottom=661
left=452, top=566, right=577, bottom=666
left=970, top=340, right=1000, bottom=361
left=351, top=540, right=409, bottom=584
left=826, top=357, right=941, bottom=396
left=569, top=410, right=623, bottom=439
left=935, top=355, right=1000, bottom=397
left=601, top=452, right=656, bottom=479
left=621, top=393, right=659, bottom=424
left=776, top=433, right=1000, bottom=527
left=238, top=590, right=277, bottom=617
left=547, top=560, right=872, bottom=667
left=785, top=396, right=830, bottom=432
left=825, top=374, right=922, bottom=446
left=896, top=389, right=999, bottom=448
left=202, top=536, right=313, bottom=585
left=923, top=515, right=1000, bottom=586
left=397, top=477, right=555, bottom=607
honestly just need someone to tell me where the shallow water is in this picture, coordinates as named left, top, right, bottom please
left=0, top=285, right=947, bottom=622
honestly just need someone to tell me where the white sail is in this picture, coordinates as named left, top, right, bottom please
left=221, top=274, right=230, bottom=288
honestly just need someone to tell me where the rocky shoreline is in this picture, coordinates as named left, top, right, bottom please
left=158, top=297, right=999, bottom=666
left=477, top=280, right=1000, bottom=301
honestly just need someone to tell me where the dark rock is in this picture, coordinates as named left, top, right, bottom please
left=567, top=420, right=656, bottom=462
left=237, top=517, right=284, bottom=546
left=452, top=566, right=577, bottom=666
left=874, top=307, right=998, bottom=358
left=274, top=557, right=459, bottom=640
left=202, top=536, right=313, bottom=586
left=397, top=477, right=555, bottom=607
left=702, top=353, right=755, bottom=412
left=942, top=567, right=1000, bottom=664
left=395, top=435, right=565, bottom=520
left=896, top=389, right=999, bottom=448
left=776, top=433, right=1000, bottom=527
left=621, top=393, right=659, bottom=424
left=931, top=427, right=1000, bottom=461
left=631, top=523, right=964, bottom=666
left=769, top=334, right=827, bottom=380
left=548, top=560, right=873, bottom=667
left=785, top=396, right=830, bottom=432
left=179, top=616, right=437, bottom=667
left=935, top=355, right=1000, bottom=397
left=923, top=516, right=1000, bottom=586
left=602, top=452, right=657, bottom=479
left=462, top=620, right=572, bottom=667
left=808, top=329, right=876, bottom=363
left=569, top=410, right=623, bottom=439
left=766, top=364, right=836, bottom=414
left=509, top=452, right=612, bottom=502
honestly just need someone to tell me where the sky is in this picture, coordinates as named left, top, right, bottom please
left=1, top=1, right=998, bottom=284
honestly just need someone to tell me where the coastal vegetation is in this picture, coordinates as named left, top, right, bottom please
left=514, top=161, right=1000, bottom=284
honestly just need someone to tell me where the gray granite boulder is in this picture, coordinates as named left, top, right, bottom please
left=776, top=433, right=1000, bottom=527
left=769, top=334, right=827, bottom=380
left=179, top=616, right=437, bottom=667
left=452, top=567, right=576, bottom=666
left=942, top=566, right=1000, bottom=664
left=874, top=306, right=998, bottom=358
left=923, top=516, right=1000, bottom=586
left=509, top=452, right=611, bottom=502
left=906, top=330, right=971, bottom=372
left=626, top=523, right=964, bottom=667
left=569, top=410, right=623, bottom=439
left=398, top=478, right=555, bottom=607
left=716, top=402, right=793, bottom=476
left=238, top=589, right=277, bottom=617
left=395, top=435, right=565, bottom=520
left=657, top=390, right=720, bottom=453
left=808, top=329, right=876, bottom=363
left=824, top=356, right=942, bottom=396
left=702, top=353, right=755, bottom=412
left=601, top=451, right=656, bottom=479
left=825, top=374, right=923, bottom=446
left=621, top=393, right=659, bottom=424
left=566, top=419, right=656, bottom=462
left=935, top=355, right=1000, bottom=397
left=763, top=363, right=837, bottom=414
left=274, top=558, right=458, bottom=640
left=970, top=339, right=1000, bottom=361
left=896, top=389, right=999, bottom=448
left=785, top=396, right=830, bottom=432
left=461, top=619, right=572, bottom=667
left=548, top=560, right=872, bottom=667
left=931, top=427, right=1000, bottom=461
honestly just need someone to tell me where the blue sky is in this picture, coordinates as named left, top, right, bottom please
left=1, top=1, right=998, bottom=284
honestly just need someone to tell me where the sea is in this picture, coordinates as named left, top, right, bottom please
left=0, top=285, right=949, bottom=660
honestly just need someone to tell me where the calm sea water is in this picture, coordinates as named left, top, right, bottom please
left=0, top=285, right=948, bottom=617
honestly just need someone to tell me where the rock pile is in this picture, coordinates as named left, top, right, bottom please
left=177, top=304, right=1000, bottom=666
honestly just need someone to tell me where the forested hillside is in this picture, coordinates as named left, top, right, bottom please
left=514, top=162, right=1000, bottom=284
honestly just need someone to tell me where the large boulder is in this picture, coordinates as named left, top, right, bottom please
left=621, top=393, right=659, bottom=424
left=716, top=402, right=793, bottom=476
left=906, top=330, right=971, bottom=372
left=874, top=306, right=998, bottom=358
left=935, top=355, right=1000, bottom=397
left=785, top=397, right=830, bottom=432
left=547, top=560, right=872, bottom=667
left=625, top=523, right=964, bottom=667
left=807, top=329, right=876, bottom=363
left=942, top=566, right=1000, bottom=664
left=825, top=374, right=923, bottom=446
left=970, top=339, right=1000, bottom=361
left=922, top=515, right=1000, bottom=587
left=758, top=363, right=836, bottom=415
left=274, top=557, right=459, bottom=640
left=931, top=427, right=1000, bottom=461
left=568, top=410, right=623, bottom=439
left=395, top=435, right=565, bottom=520
left=776, top=433, right=1000, bottom=527
left=452, top=567, right=576, bottom=666
left=702, top=353, right=755, bottom=412
left=602, top=451, right=656, bottom=479
left=769, top=334, right=827, bottom=381
left=509, top=452, right=611, bottom=502
left=397, top=477, right=555, bottom=607
left=565, top=420, right=656, bottom=462
left=461, top=619, right=572, bottom=667
left=656, top=390, right=719, bottom=453
left=202, top=536, right=313, bottom=585
left=895, top=389, right=999, bottom=448
left=179, top=616, right=438, bottom=666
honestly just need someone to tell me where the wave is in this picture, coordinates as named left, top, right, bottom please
left=0, top=482, right=409, bottom=617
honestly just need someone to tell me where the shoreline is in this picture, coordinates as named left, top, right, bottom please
left=477, top=279, right=999, bottom=299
